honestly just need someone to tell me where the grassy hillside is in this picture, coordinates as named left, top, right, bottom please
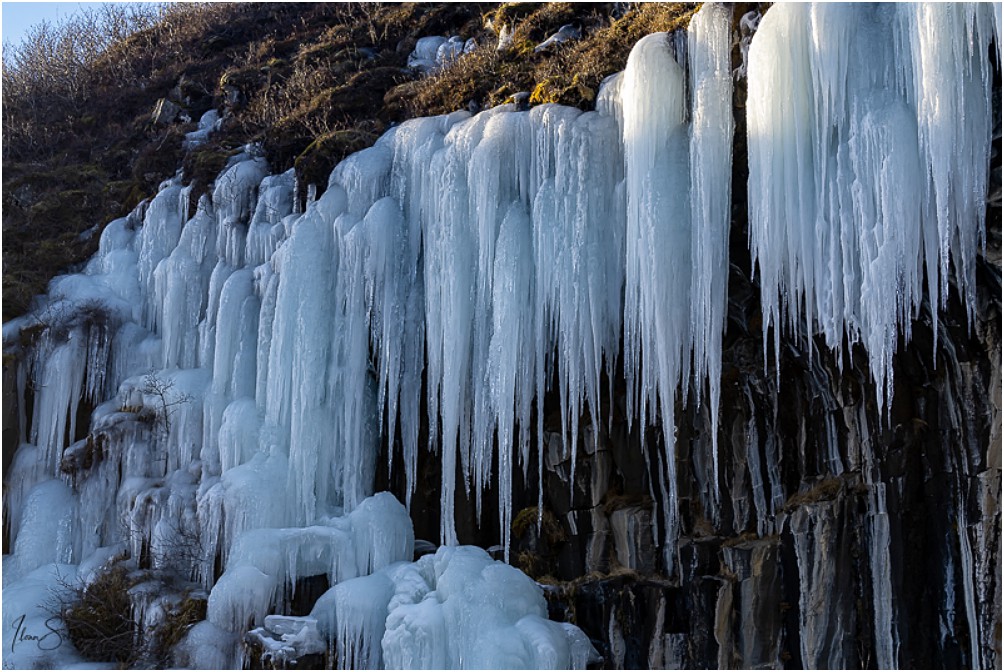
left=2, top=2, right=706, bottom=321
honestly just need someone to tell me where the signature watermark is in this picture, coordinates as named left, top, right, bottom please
left=8, top=614, right=64, bottom=653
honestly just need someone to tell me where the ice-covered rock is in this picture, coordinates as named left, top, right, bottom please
left=408, top=35, right=469, bottom=73
left=534, top=24, right=581, bottom=53
left=307, top=545, right=600, bottom=670
left=184, top=109, right=220, bottom=149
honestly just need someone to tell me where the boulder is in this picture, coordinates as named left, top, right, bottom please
left=151, top=98, right=181, bottom=125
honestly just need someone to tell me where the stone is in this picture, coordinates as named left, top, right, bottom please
left=151, top=98, right=181, bottom=125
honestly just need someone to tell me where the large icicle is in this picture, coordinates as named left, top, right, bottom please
left=687, top=2, right=735, bottom=510
left=619, top=3, right=734, bottom=574
left=747, top=2, right=994, bottom=409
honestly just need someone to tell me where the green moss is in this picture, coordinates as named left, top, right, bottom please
left=182, top=145, right=233, bottom=205
left=511, top=507, right=567, bottom=579
left=491, top=2, right=544, bottom=31
left=295, top=128, right=379, bottom=193
left=104, top=179, right=149, bottom=215
left=529, top=80, right=560, bottom=105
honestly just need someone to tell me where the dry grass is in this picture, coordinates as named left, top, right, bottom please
left=62, top=565, right=139, bottom=664
left=406, top=2, right=701, bottom=115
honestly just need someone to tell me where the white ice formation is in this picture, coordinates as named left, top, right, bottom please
left=408, top=35, right=475, bottom=74
left=747, top=3, right=996, bottom=412
left=534, top=24, right=581, bottom=53
left=313, top=545, right=600, bottom=670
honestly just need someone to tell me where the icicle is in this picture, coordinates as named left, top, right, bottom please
left=488, top=202, right=535, bottom=562
left=7, top=480, right=77, bottom=582
left=621, top=31, right=691, bottom=575
left=747, top=2, right=994, bottom=411
left=688, top=2, right=734, bottom=509
left=136, top=181, right=186, bottom=331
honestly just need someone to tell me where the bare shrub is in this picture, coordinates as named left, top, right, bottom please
left=129, top=372, right=194, bottom=437
left=59, top=564, right=138, bottom=665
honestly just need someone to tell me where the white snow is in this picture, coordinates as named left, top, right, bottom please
left=184, top=109, right=221, bottom=149
left=408, top=35, right=469, bottom=73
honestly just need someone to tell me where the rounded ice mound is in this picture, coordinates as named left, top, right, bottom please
left=312, top=544, right=600, bottom=669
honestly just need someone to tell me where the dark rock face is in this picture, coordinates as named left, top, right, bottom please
left=411, top=247, right=999, bottom=669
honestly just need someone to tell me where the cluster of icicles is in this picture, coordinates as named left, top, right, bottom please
left=2, top=3, right=998, bottom=669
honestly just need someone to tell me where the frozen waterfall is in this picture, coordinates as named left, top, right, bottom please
left=2, top=2, right=998, bottom=669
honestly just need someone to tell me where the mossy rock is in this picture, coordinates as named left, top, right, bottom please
left=345, top=65, right=410, bottom=97
left=132, top=127, right=186, bottom=189
left=783, top=477, right=847, bottom=512
left=295, top=129, right=379, bottom=193
left=182, top=145, right=233, bottom=201
left=29, top=190, right=101, bottom=231
left=512, top=506, right=567, bottom=579
left=383, top=81, right=424, bottom=121
left=104, top=179, right=149, bottom=216
left=529, top=80, right=560, bottom=105
left=219, top=66, right=261, bottom=92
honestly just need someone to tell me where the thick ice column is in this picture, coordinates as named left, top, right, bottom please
left=201, top=269, right=259, bottom=476
left=545, top=106, right=625, bottom=488
left=135, top=182, right=187, bottom=331
left=285, top=194, right=344, bottom=521
left=469, top=111, right=532, bottom=522
left=386, top=114, right=467, bottom=509
left=245, top=170, right=295, bottom=267
left=621, top=31, right=691, bottom=574
left=6, top=479, right=77, bottom=581
left=688, top=2, right=735, bottom=506
left=27, top=333, right=88, bottom=472
left=213, top=156, right=270, bottom=268
left=422, top=114, right=486, bottom=546
left=487, top=202, right=535, bottom=562
left=154, top=203, right=216, bottom=370
left=746, top=2, right=817, bottom=369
